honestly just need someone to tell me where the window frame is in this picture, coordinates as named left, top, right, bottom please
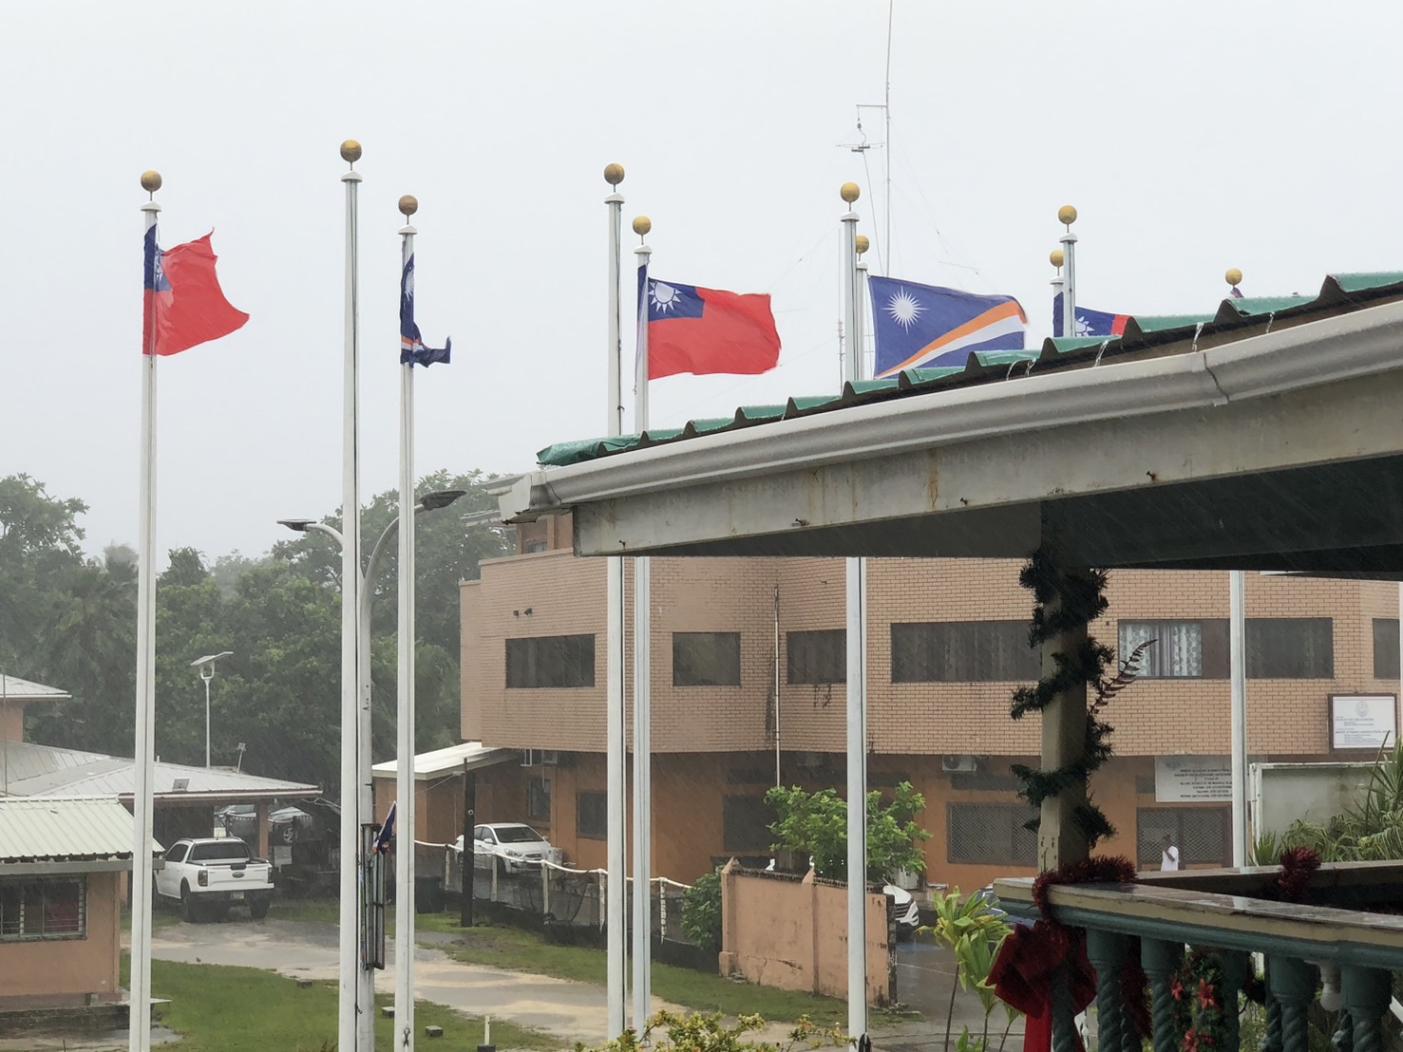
left=1373, top=618, right=1400, bottom=680
left=672, top=631, right=743, bottom=688
left=0, top=877, right=87, bottom=942
left=577, top=791, right=608, bottom=840
left=945, top=802, right=1039, bottom=865
left=891, top=620, right=1040, bottom=684
left=505, top=634, right=596, bottom=689
left=1136, top=806, right=1231, bottom=867
left=527, top=778, right=552, bottom=822
left=786, top=629, right=847, bottom=685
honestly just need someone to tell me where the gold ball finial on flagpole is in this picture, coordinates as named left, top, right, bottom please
left=604, top=163, right=625, bottom=186
left=1050, top=248, right=1065, bottom=269
left=340, top=139, right=362, bottom=165
left=856, top=234, right=870, bottom=256
left=840, top=182, right=861, bottom=204
left=140, top=170, right=162, bottom=195
left=632, top=216, right=651, bottom=237
left=1225, top=267, right=1243, bottom=288
left=398, top=195, right=419, bottom=217
left=1058, top=204, right=1078, bottom=227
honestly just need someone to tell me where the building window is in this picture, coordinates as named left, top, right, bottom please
left=1137, top=807, right=1230, bottom=866
left=0, top=878, right=86, bottom=941
left=1118, top=620, right=1228, bottom=679
left=577, top=791, right=607, bottom=839
left=673, top=632, right=742, bottom=687
left=1248, top=618, right=1333, bottom=679
left=506, top=635, right=595, bottom=688
left=787, top=630, right=846, bottom=684
left=527, top=779, right=552, bottom=822
left=892, top=621, right=1039, bottom=683
left=1374, top=618, right=1399, bottom=679
left=722, top=796, right=775, bottom=853
left=947, top=803, right=1038, bottom=865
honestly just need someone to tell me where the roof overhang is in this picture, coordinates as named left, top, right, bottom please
left=0, top=857, right=149, bottom=876
left=116, top=787, right=323, bottom=805
left=371, top=742, right=518, bottom=782
left=500, top=301, right=1403, bottom=571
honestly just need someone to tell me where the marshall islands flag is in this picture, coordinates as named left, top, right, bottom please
left=869, top=276, right=1026, bottom=378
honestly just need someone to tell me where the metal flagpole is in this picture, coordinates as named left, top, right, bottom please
left=602, top=162, right=628, bottom=1039
left=839, top=181, right=869, bottom=1046
left=854, top=235, right=869, bottom=382
left=1049, top=249, right=1065, bottom=337
left=395, top=194, right=421, bottom=1050
left=1058, top=205, right=1078, bottom=339
left=1229, top=570, right=1248, bottom=865
left=129, top=168, right=162, bottom=1052
left=631, top=215, right=654, bottom=1032
left=338, top=139, right=364, bottom=1052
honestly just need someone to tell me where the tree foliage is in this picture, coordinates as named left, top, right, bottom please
left=2, top=470, right=509, bottom=798
left=763, top=781, right=930, bottom=883
left=681, top=870, right=723, bottom=956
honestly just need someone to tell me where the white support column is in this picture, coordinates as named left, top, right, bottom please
left=129, top=178, right=161, bottom=1052
left=338, top=140, right=364, bottom=1052
left=603, top=164, right=628, bottom=1039
left=394, top=208, right=419, bottom=1050
left=839, top=181, right=869, bottom=1045
left=1230, top=570, right=1248, bottom=866
left=632, top=228, right=654, bottom=1031
left=1059, top=205, right=1078, bottom=340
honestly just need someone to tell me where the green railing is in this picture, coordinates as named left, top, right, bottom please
left=995, top=863, right=1403, bottom=1052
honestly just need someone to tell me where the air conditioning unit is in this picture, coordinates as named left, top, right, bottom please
left=941, top=755, right=978, bottom=774
left=539, top=750, right=560, bottom=766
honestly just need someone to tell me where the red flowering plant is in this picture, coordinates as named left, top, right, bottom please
left=1171, top=952, right=1229, bottom=1052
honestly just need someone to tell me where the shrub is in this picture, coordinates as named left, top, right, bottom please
left=681, top=870, right=723, bottom=957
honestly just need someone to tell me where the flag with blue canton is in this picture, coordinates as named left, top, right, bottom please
left=869, top=276, right=1026, bottom=377
left=373, top=802, right=396, bottom=854
left=400, top=255, right=450, bottom=366
left=1052, top=293, right=1129, bottom=338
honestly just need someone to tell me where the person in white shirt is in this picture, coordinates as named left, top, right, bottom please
left=1160, top=834, right=1181, bottom=871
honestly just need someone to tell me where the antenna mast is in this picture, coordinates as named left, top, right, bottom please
left=839, top=0, right=895, bottom=275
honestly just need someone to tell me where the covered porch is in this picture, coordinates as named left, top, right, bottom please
left=499, top=287, right=1403, bottom=1050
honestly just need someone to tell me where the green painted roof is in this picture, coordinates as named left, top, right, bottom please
left=537, top=272, right=1403, bottom=468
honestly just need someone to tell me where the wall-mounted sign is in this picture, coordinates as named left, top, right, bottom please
left=1155, top=756, right=1232, bottom=802
left=1330, top=694, right=1398, bottom=751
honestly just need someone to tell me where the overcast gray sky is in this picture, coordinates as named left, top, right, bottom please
left=3, top=1, right=1400, bottom=559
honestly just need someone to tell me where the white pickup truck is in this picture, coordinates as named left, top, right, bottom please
left=156, top=837, right=274, bottom=921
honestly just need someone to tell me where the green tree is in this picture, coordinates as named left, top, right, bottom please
left=764, top=782, right=930, bottom=883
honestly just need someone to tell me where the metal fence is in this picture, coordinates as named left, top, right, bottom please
left=414, top=840, right=699, bottom=949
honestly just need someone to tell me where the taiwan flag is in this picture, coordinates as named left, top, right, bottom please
left=143, top=226, right=248, bottom=356
left=1052, top=293, right=1129, bottom=339
left=639, top=266, right=780, bottom=380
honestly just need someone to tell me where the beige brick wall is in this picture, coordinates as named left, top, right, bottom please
left=464, top=550, right=1400, bottom=759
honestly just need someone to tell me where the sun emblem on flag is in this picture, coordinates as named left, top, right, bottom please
left=650, top=281, right=680, bottom=313
left=1074, top=313, right=1092, bottom=337
left=885, top=288, right=924, bottom=331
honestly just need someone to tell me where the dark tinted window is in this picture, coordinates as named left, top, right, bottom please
left=787, top=629, right=846, bottom=684
left=1137, top=807, right=1229, bottom=866
left=722, top=796, right=775, bottom=853
left=506, top=635, right=595, bottom=688
left=1247, top=618, right=1333, bottom=678
left=190, top=840, right=251, bottom=862
left=673, top=632, right=741, bottom=687
left=527, top=780, right=551, bottom=821
left=1374, top=618, right=1399, bottom=679
left=947, top=803, right=1038, bottom=865
left=0, top=878, right=85, bottom=940
left=892, top=621, right=1039, bottom=682
left=164, top=844, right=189, bottom=864
left=577, top=792, right=607, bottom=839
left=493, top=825, right=543, bottom=844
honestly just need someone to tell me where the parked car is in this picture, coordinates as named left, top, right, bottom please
left=156, top=837, right=274, bottom=921
left=883, top=884, right=921, bottom=940
left=452, top=823, right=554, bottom=874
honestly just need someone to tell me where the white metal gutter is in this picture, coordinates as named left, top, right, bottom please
left=501, top=300, right=1403, bottom=522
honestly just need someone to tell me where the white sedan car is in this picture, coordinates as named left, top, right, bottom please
left=453, top=823, right=553, bottom=874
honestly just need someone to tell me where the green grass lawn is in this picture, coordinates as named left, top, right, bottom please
left=121, top=955, right=557, bottom=1050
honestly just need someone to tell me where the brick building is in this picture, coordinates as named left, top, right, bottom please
left=451, top=518, right=1401, bottom=889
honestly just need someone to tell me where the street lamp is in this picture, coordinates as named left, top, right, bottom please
left=277, top=487, right=465, bottom=1046
left=190, top=651, right=233, bottom=768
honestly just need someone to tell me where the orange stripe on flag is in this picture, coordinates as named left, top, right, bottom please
left=879, top=300, right=1027, bottom=377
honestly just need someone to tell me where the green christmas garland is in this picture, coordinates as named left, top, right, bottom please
left=1009, top=550, right=1118, bottom=847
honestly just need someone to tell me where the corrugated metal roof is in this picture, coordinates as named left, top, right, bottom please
left=370, top=740, right=516, bottom=780
left=0, top=740, right=318, bottom=799
left=0, top=796, right=153, bottom=865
left=0, top=674, right=71, bottom=702
left=538, top=272, right=1403, bottom=468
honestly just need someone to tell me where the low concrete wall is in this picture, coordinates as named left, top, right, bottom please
left=717, top=861, right=893, bottom=1006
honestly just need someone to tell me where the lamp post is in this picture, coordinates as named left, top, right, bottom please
left=190, top=651, right=233, bottom=768
left=278, top=486, right=464, bottom=1050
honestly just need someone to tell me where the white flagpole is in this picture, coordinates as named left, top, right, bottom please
left=1230, top=570, right=1248, bottom=865
left=1058, top=205, right=1078, bottom=339
left=129, top=168, right=162, bottom=1052
left=631, top=215, right=654, bottom=1032
left=602, top=163, right=628, bottom=1039
left=839, top=181, right=868, bottom=1046
left=1050, top=248, right=1065, bottom=338
left=338, top=139, right=364, bottom=1052
left=853, top=235, right=869, bottom=381
left=395, top=194, right=421, bottom=1050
